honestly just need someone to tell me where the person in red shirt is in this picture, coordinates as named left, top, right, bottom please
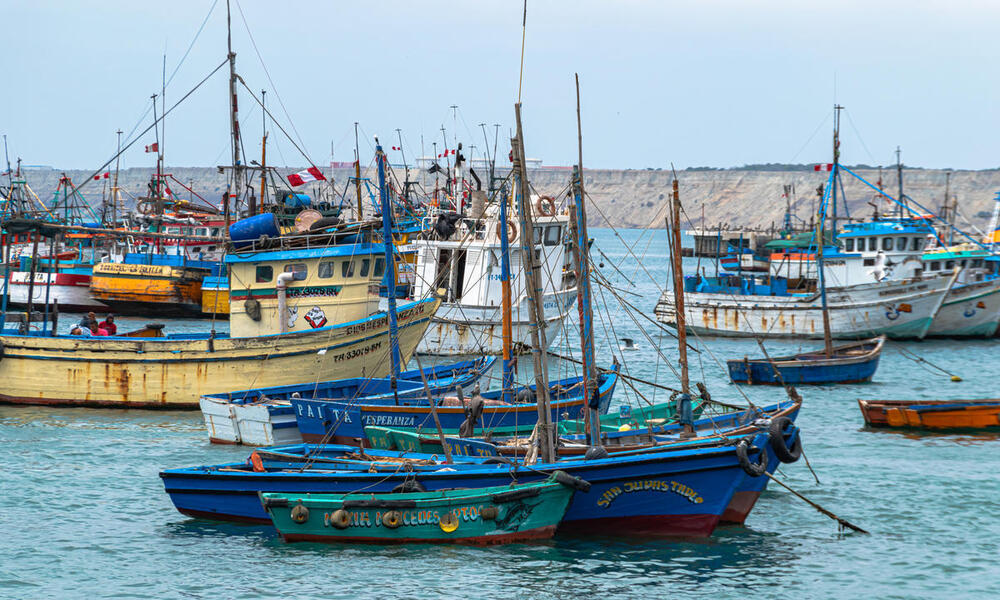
left=98, top=314, right=117, bottom=336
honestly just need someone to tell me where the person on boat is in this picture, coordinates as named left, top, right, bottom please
left=69, top=325, right=93, bottom=336
left=98, top=314, right=117, bottom=336
left=78, top=312, right=99, bottom=333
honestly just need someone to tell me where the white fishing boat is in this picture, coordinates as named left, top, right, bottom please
left=408, top=192, right=578, bottom=355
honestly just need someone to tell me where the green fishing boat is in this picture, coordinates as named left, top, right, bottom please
left=364, top=426, right=500, bottom=457
left=260, top=471, right=589, bottom=545
left=556, top=398, right=706, bottom=435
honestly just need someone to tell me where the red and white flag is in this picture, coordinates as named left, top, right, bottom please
left=287, top=166, right=327, bottom=187
left=814, top=163, right=833, bottom=172
left=93, top=172, right=110, bottom=180
left=145, top=143, right=159, bottom=153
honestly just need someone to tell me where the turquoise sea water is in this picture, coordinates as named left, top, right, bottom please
left=2, top=228, right=999, bottom=599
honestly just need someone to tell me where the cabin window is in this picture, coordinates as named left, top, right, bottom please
left=255, top=265, right=273, bottom=282
left=868, top=238, right=877, bottom=251
left=973, top=259, right=983, bottom=268
left=930, top=261, right=940, bottom=271
left=210, top=228, right=220, bottom=237
left=374, top=257, right=386, bottom=278
left=945, top=260, right=955, bottom=270
left=196, top=228, right=208, bottom=236
left=863, top=258, right=875, bottom=266
left=544, top=225, right=561, bottom=246
left=882, top=237, right=893, bottom=251
left=207, top=246, right=216, bottom=252
left=342, top=260, right=356, bottom=279
left=284, top=263, right=307, bottom=278
left=961, top=259, right=968, bottom=268
left=533, top=226, right=544, bottom=242
left=167, top=227, right=181, bottom=234
left=845, top=239, right=854, bottom=251
left=911, top=238, right=921, bottom=251
left=318, top=261, right=335, bottom=278
left=896, top=237, right=907, bottom=251
left=359, top=258, right=371, bottom=277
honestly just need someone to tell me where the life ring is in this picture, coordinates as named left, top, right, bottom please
left=328, top=509, right=351, bottom=529
left=382, top=510, right=402, bottom=529
left=736, top=438, right=768, bottom=477
left=768, top=416, right=802, bottom=463
left=136, top=199, right=154, bottom=215
left=290, top=502, right=310, bottom=524
left=536, top=195, right=556, bottom=217
left=249, top=450, right=265, bottom=473
left=495, top=220, right=517, bottom=243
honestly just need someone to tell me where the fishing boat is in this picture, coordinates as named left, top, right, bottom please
left=200, top=273, right=229, bottom=316
left=408, top=197, right=577, bottom=356
left=858, top=398, right=1000, bottom=429
left=719, top=246, right=769, bottom=272
left=921, top=247, right=1000, bottom=337
left=199, top=356, right=495, bottom=445
left=290, top=367, right=619, bottom=445
left=728, top=337, right=884, bottom=385
left=556, top=398, right=706, bottom=435
left=260, top=471, right=589, bottom=544
left=0, top=217, right=439, bottom=408
left=364, top=426, right=501, bottom=457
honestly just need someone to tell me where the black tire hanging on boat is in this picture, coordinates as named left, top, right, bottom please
left=329, top=509, right=351, bottom=529
left=483, top=457, right=511, bottom=465
left=768, top=416, right=802, bottom=464
left=736, top=438, right=768, bottom=477
left=584, top=446, right=609, bottom=461
left=552, top=470, right=592, bottom=493
left=391, top=480, right=427, bottom=494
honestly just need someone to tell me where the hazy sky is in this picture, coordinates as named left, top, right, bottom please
left=3, top=0, right=999, bottom=171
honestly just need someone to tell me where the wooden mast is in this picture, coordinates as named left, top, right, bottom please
left=817, top=105, right=842, bottom=358
left=256, top=89, right=266, bottom=216
left=375, top=141, right=402, bottom=397
left=512, top=103, right=554, bottom=463
left=669, top=176, right=689, bottom=393
left=354, top=123, right=363, bottom=221
left=570, top=74, right=599, bottom=446
left=226, top=0, right=241, bottom=227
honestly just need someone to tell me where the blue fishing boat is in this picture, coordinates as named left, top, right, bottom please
left=199, top=357, right=495, bottom=445
left=290, top=367, right=619, bottom=445
left=727, top=336, right=884, bottom=385
left=160, top=427, right=774, bottom=537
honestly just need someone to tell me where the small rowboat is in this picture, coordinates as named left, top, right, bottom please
left=259, top=471, right=590, bottom=545
left=858, top=399, right=1000, bottom=429
left=727, top=336, right=885, bottom=385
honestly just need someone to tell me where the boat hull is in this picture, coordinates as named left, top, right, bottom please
left=160, top=435, right=766, bottom=537
left=727, top=338, right=884, bottom=385
left=90, top=263, right=207, bottom=316
left=262, top=480, right=575, bottom=545
left=5, top=271, right=108, bottom=313
left=0, top=298, right=438, bottom=408
left=925, top=278, right=1000, bottom=337
left=655, top=276, right=953, bottom=340
left=416, top=288, right=577, bottom=355
left=858, top=399, right=1000, bottom=429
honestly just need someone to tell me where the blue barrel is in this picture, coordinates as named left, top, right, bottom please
left=229, top=213, right=279, bottom=244
left=285, top=193, right=311, bottom=207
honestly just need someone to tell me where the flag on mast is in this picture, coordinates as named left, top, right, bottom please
left=145, top=143, right=159, bottom=153
left=814, top=163, right=833, bottom=172
left=287, top=166, right=327, bottom=187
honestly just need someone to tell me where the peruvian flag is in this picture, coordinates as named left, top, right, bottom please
left=814, top=163, right=833, bottom=171
left=93, top=172, right=110, bottom=180
left=145, top=143, right=159, bottom=153
left=287, top=166, right=327, bottom=187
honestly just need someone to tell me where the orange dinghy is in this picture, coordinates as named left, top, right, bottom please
left=858, top=399, right=1000, bottom=430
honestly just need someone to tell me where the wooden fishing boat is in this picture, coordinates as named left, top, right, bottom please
left=0, top=217, right=440, bottom=408
left=858, top=398, right=1000, bottom=429
left=556, top=398, right=706, bottom=435
left=727, top=336, right=885, bottom=385
left=90, top=253, right=221, bottom=317
left=200, top=274, right=230, bottom=316
left=200, top=357, right=495, bottom=445
left=364, top=426, right=500, bottom=457
left=260, top=471, right=588, bottom=544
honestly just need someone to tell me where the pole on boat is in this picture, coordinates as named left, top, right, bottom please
left=896, top=146, right=904, bottom=219
left=354, top=123, right=364, bottom=221
left=375, top=141, right=402, bottom=401
left=498, top=180, right=515, bottom=403
left=816, top=106, right=841, bottom=358
left=570, top=74, right=600, bottom=447
left=512, top=103, right=555, bottom=464
left=226, top=0, right=241, bottom=227
left=669, top=177, right=689, bottom=394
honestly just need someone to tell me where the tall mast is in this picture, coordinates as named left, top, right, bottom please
left=512, top=103, right=554, bottom=463
left=817, top=105, right=841, bottom=358
left=376, top=141, right=402, bottom=388
left=112, top=129, right=122, bottom=226
left=570, top=74, right=599, bottom=446
left=669, top=176, right=688, bottom=393
left=498, top=183, right=515, bottom=403
left=255, top=89, right=267, bottom=216
left=895, top=146, right=904, bottom=219
left=226, top=0, right=241, bottom=227
left=354, top=122, right=363, bottom=220
left=944, top=171, right=953, bottom=246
